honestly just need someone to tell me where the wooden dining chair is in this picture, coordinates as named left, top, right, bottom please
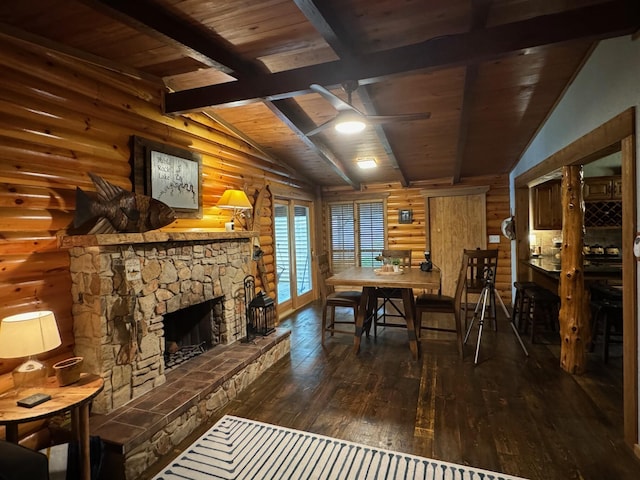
left=317, top=253, right=362, bottom=345
left=373, top=249, right=412, bottom=335
left=461, top=248, right=499, bottom=329
left=414, top=251, right=468, bottom=358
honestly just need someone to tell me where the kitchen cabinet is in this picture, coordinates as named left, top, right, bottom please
left=612, top=178, right=622, bottom=198
left=584, top=176, right=622, bottom=201
left=532, top=180, right=562, bottom=230
left=583, top=176, right=622, bottom=227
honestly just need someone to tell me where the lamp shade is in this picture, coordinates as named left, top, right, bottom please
left=0, top=310, right=62, bottom=359
left=216, top=189, right=252, bottom=210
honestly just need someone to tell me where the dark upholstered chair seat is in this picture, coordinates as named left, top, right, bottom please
left=329, top=291, right=362, bottom=303
left=415, top=293, right=455, bottom=311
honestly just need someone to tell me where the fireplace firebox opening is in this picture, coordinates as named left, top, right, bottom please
left=163, top=295, right=224, bottom=370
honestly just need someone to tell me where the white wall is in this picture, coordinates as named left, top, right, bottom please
left=509, top=35, right=640, bottom=443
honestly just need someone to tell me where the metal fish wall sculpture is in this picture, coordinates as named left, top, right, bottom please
left=74, top=172, right=176, bottom=234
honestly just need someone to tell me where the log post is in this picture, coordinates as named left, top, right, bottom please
left=559, top=165, right=591, bottom=374
left=250, top=185, right=272, bottom=298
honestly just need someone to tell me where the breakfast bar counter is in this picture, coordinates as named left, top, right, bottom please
left=525, top=256, right=622, bottom=291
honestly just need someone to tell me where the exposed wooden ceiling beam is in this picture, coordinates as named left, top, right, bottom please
left=453, top=66, right=478, bottom=184
left=83, top=0, right=257, bottom=77
left=293, top=0, right=357, bottom=56
left=357, top=87, right=410, bottom=187
left=84, top=0, right=360, bottom=188
left=166, top=0, right=640, bottom=112
left=294, top=0, right=410, bottom=187
left=452, top=0, right=493, bottom=184
left=266, top=100, right=360, bottom=189
left=199, top=111, right=302, bottom=180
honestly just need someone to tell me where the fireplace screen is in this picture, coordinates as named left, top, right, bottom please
left=163, top=295, right=224, bottom=370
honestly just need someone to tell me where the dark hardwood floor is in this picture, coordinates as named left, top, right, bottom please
left=142, top=301, right=640, bottom=480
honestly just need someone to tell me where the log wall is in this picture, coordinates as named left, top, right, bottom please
left=0, top=31, right=514, bottom=378
left=0, top=33, right=306, bottom=375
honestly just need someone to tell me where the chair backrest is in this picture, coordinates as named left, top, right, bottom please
left=381, top=249, right=412, bottom=268
left=453, top=251, right=471, bottom=318
left=316, top=252, right=334, bottom=300
left=463, top=248, right=498, bottom=285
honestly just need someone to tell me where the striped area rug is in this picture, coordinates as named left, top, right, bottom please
left=153, top=415, right=527, bottom=480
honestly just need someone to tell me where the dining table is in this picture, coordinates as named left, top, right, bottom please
left=326, top=266, right=441, bottom=359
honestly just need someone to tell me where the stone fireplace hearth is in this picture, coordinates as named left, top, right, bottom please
left=60, top=231, right=257, bottom=414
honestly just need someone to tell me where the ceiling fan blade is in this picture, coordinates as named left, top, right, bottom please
left=366, top=112, right=431, bottom=124
left=305, top=118, right=336, bottom=136
left=310, top=84, right=358, bottom=112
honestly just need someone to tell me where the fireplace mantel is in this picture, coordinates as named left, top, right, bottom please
left=58, top=230, right=257, bottom=248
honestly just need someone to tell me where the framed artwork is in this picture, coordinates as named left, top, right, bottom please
left=398, top=209, right=413, bottom=224
left=131, top=136, right=203, bottom=219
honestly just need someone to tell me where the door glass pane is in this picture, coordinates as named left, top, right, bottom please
left=274, top=204, right=291, bottom=303
left=294, top=205, right=311, bottom=296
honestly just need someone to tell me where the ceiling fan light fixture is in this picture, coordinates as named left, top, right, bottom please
left=334, top=111, right=366, bottom=134
left=335, top=120, right=366, bottom=134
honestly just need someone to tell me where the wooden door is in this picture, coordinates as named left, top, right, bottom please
left=428, top=193, right=486, bottom=296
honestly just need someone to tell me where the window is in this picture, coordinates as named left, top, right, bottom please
left=328, top=200, right=385, bottom=272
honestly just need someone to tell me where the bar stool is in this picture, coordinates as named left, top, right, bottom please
left=513, top=281, right=537, bottom=331
left=522, top=286, right=560, bottom=343
left=589, top=284, right=623, bottom=363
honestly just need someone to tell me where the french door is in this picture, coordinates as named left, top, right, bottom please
left=274, top=200, right=314, bottom=313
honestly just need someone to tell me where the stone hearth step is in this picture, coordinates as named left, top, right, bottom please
left=89, top=328, right=291, bottom=479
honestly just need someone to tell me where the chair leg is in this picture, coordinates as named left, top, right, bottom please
left=603, top=313, right=611, bottom=363
left=455, top=313, right=463, bottom=358
left=518, top=294, right=530, bottom=332
left=321, top=305, right=328, bottom=345
left=464, top=290, right=469, bottom=328
left=590, top=306, right=602, bottom=352
left=359, top=305, right=369, bottom=338
left=332, top=306, right=338, bottom=336
left=372, top=297, right=379, bottom=334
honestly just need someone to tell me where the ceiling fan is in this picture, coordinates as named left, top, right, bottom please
left=306, top=81, right=431, bottom=136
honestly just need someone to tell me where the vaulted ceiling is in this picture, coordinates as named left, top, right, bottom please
left=1, top=0, right=638, bottom=189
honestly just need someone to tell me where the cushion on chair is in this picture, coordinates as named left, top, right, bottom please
left=415, top=293, right=454, bottom=312
left=327, top=290, right=361, bottom=307
left=332, top=290, right=361, bottom=301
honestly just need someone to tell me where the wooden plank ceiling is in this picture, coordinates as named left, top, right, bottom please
left=0, top=0, right=638, bottom=189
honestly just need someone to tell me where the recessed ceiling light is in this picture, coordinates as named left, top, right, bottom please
left=357, top=158, right=377, bottom=169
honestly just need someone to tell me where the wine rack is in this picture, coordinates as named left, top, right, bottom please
left=584, top=201, right=622, bottom=227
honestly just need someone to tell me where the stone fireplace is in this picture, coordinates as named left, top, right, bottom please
left=60, top=231, right=256, bottom=414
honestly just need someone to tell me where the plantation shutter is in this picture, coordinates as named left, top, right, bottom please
left=358, top=201, right=385, bottom=267
left=329, top=203, right=355, bottom=272
left=329, top=200, right=385, bottom=272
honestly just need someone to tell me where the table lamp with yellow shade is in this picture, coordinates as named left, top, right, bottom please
left=0, top=310, right=62, bottom=388
left=216, top=189, right=253, bottom=230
